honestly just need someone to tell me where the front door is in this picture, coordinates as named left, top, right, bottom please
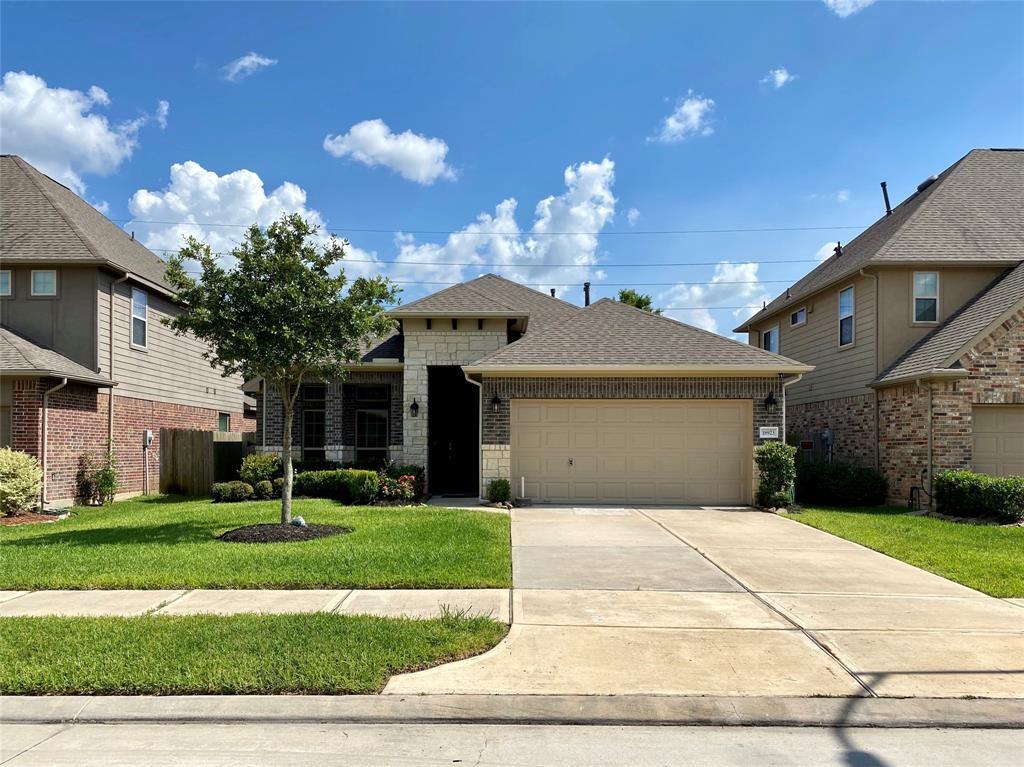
left=427, top=366, right=479, bottom=495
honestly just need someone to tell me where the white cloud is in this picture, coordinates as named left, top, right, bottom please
left=221, top=52, right=277, bottom=82
left=392, top=158, right=616, bottom=293
left=127, top=161, right=381, bottom=278
left=761, top=67, right=796, bottom=89
left=816, top=241, right=840, bottom=261
left=649, top=91, right=715, bottom=144
left=0, top=71, right=168, bottom=194
left=92, top=200, right=110, bottom=215
left=323, top=119, right=455, bottom=185
left=658, top=262, right=769, bottom=335
left=626, top=208, right=640, bottom=226
left=822, top=0, right=877, bottom=18
left=836, top=189, right=850, bottom=203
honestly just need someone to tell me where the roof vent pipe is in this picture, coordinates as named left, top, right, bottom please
left=880, top=181, right=892, bottom=216
left=583, top=282, right=591, bottom=306
left=916, top=175, right=938, bottom=193
left=550, top=288, right=556, bottom=297
left=834, top=241, right=843, bottom=257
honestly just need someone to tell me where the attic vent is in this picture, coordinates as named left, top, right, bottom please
left=834, top=241, right=843, bottom=257
left=916, top=175, right=938, bottom=193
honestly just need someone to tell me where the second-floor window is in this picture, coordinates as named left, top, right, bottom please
left=790, top=307, right=807, bottom=327
left=762, top=325, right=779, bottom=354
left=0, top=270, right=10, bottom=296
left=131, top=288, right=148, bottom=347
left=839, top=286, right=855, bottom=347
left=31, top=270, right=57, bottom=296
left=913, top=272, right=939, bottom=323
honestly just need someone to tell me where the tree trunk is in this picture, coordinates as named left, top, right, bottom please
left=281, top=398, right=294, bottom=525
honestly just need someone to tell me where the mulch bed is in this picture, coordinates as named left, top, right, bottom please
left=217, top=523, right=352, bottom=544
left=1, top=511, right=70, bottom=526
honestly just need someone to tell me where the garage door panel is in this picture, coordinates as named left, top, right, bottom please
left=512, top=399, right=752, bottom=504
left=973, top=405, right=1024, bottom=477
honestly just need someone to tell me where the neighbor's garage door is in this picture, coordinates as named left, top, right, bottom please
left=973, top=405, right=1024, bottom=476
left=511, top=399, right=753, bottom=504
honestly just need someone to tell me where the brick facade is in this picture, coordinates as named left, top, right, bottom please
left=877, top=308, right=1024, bottom=502
left=786, top=393, right=877, bottom=467
left=9, top=378, right=247, bottom=506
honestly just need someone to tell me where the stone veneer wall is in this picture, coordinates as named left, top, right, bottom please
left=785, top=393, right=877, bottom=467
left=878, top=308, right=1024, bottom=502
left=478, top=375, right=785, bottom=495
left=401, top=327, right=506, bottom=471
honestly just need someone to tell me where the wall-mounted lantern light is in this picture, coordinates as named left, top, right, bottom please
left=410, top=398, right=420, bottom=418
left=490, top=395, right=502, bottom=414
left=763, top=392, right=778, bottom=414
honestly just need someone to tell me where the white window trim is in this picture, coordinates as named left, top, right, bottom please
left=838, top=285, right=855, bottom=349
left=790, top=306, right=807, bottom=328
left=912, top=271, right=940, bottom=325
left=762, top=324, right=780, bottom=354
left=30, top=269, right=57, bottom=297
left=131, top=287, right=148, bottom=349
left=0, top=270, right=10, bottom=297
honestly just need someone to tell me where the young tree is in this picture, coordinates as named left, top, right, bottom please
left=164, top=214, right=397, bottom=524
left=617, top=288, right=662, bottom=314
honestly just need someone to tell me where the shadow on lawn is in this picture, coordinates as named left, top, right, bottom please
left=3, top=519, right=232, bottom=547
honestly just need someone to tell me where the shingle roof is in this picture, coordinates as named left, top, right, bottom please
left=0, top=155, right=174, bottom=293
left=358, top=331, right=404, bottom=363
left=388, top=273, right=580, bottom=331
left=466, top=298, right=812, bottom=372
left=0, top=326, right=114, bottom=386
left=873, top=262, right=1024, bottom=385
left=736, top=149, right=1024, bottom=332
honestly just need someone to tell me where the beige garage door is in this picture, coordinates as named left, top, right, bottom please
left=973, top=405, right=1024, bottom=476
left=511, top=399, right=753, bottom=504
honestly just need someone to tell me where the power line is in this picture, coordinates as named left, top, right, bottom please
left=118, top=218, right=866, bottom=237
left=179, top=273, right=797, bottom=288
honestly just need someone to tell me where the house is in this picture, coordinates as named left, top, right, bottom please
left=735, top=148, right=1024, bottom=503
left=255, top=274, right=811, bottom=504
left=0, top=155, right=253, bottom=507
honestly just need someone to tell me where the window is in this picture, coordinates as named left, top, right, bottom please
left=0, top=270, right=10, bottom=297
left=913, top=272, right=939, bottom=323
left=356, top=409, right=388, bottom=468
left=355, top=385, right=387, bottom=402
left=839, top=286, right=855, bottom=347
left=131, top=288, right=148, bottom=347
left=762, top=325, right=779, bottom=354
left=790, top=307, right=807, bottom=327
left=218, top=413, right=230, bottom=432
left=31, top=270, right=57, bottom=296
left=301, top=383, right=327, bottom=404
left=302, top=409, right=326, bottom=461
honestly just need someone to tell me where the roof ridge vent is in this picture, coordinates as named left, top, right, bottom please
left=916, top=175, right=938, bottom=193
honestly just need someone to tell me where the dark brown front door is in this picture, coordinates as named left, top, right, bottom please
left=427, top=366, right=479, bottom=495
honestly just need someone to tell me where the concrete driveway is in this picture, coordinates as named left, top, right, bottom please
left=386, top=506, right=1024, bottom=698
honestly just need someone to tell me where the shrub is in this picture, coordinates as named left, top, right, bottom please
left=94, top=452, right=119, bottom=504
left=0, top=448, right=42, bottom=516
left=253, top=479, right=277, bottom=500
left=273, top=477, right=285, bottom=495
left=239, top=453, right=281, bottom=485
left=292, top=469, right=379, bottom=504
left=795, top=461, right=888, bottom=507
left=378, top=472, right=416, bottom=502
left=385, top=462, right=425, bottom=498
left=935, top=470, right=1024, bottom=522
left=754, top=441, right=796, bottom=508
left=486, top=478, right=512, bottom=504
left=292, top=458, right=342, bottom=474
left=76, top=453, right=100, bottom=505
left=211, top=481, right=254, bottom=503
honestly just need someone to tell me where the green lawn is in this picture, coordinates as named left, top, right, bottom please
left=790, top=506, right=1024, bottom=598
left=0, top=496, right=511, bottom=589
left=0, top=613, right=506, bottom=695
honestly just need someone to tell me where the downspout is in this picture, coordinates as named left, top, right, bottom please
left=261, top=379, right=267, bottom=451
left=926, top=382, right=934, bottom=509
left=781, top=373, right=804, bottom=440
left=859, top=268, right=881, bottom=471
left=463, top=370, right=483, bottom=500
left=108, top=275, right=130, bottom=453
left=40, top=377, right=69, bottom=510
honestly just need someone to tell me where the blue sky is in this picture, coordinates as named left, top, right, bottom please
left=2, top=1, right=1022, bottom=336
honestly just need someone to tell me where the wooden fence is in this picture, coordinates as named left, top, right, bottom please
left=159, top=429, right=248, bottom=496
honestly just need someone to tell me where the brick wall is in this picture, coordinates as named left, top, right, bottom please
left=786, top=393, right=877, bottom=467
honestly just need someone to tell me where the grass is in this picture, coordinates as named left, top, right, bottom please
left=0, top=496, right=511, bottom=589
left=0, top=613, right=507, bottom=695
left=790, top=505, right=1024, bottom=598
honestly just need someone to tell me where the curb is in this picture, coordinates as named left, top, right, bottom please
left=3, top=695, right=1024, bottom=729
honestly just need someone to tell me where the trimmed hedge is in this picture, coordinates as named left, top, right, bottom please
left=292, top=469, right=379, bottom=504
left=239, top=453, right=281, bottom=486
left=795, top=461, right=887, bottom=507
left=253, top=479, right=277, bottom=500
left=486, top=478, right=511, bottom=504
left=754, top=441, right=796, bottom=508
left=935, top=470, right=1024, bottom=522
left=211, top=481, right=254, bottom=503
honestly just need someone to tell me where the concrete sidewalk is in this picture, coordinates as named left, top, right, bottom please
left=384, top=506, right=1024, bottom=699
left=0, top=588, right=510, bottom=621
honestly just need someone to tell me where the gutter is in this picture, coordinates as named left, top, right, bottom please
left=462, top=364, right=815, bottom=376
left=40, top=377, right=68, bottom=510
left=463, top=370, right=484, bottom=501
left=868, top=368, right=969, bottom=388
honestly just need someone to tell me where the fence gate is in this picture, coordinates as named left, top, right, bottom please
left=159, top=429, right=245, bottom=496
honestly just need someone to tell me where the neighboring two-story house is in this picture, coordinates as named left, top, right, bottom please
left=0, top=155, right=252, bottom=507
left=736, top=148, right=1024, bottom=503
left=256, top=274, right=812, bottom=505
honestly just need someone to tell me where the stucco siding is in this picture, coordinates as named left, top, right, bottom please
left=97, top=272, right=245, bottom=412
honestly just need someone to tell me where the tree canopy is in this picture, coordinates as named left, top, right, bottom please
left=617, top=288, right=662, bottom=314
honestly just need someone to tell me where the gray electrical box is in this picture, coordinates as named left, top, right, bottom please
left=143, top=430, right=154, bottom=448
